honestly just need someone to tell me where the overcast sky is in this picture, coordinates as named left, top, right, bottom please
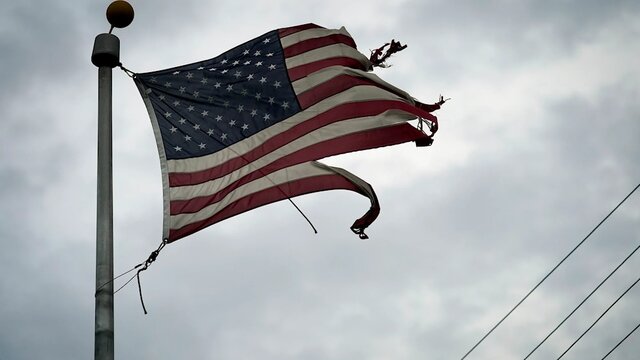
left=1, top=1, right=639, bottom=359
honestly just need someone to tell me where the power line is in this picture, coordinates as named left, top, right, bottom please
left=556, top=274, right=640, bottom=359
left=601, top=321, right=640, bottom=359
left=523, top=242, right=640, bottom=359
left=459, top=182, right=640, bottom=360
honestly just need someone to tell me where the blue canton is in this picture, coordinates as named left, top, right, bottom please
left=137, top=30, right=300, bottom=160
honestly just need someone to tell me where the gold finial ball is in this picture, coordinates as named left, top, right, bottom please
left=106, top=1, right=134, bottom=28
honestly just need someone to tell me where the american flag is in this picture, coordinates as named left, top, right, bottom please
left=134, top=23, right=438, bottom=242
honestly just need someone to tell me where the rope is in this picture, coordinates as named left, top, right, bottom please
left=95, top=266, right=138, bottom=295
left=557, top=274, right=640, bottom=359
left=523, top=242, right=640, bottom=359
left=134, top=239, right=168, bottom=314
left=460, top=182, right=640, bottom=360
left=601, top=321, right=640, bottom=359
left=118, top=63, right=136, bottom=78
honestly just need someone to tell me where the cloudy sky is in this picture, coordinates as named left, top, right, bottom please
left=1, top=0, right=639, bottom=359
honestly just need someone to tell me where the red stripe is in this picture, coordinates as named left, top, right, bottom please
left=283, top=34, right=357, bottom=58
left=287, top=57, right=368, bottom=82
left=170, top=124, right=424, bottom=215
left=168, top=173, right=365, bottom=242
left=169, top=100, right=429, bottom=187
left=278, top=24, right=324, bottom=38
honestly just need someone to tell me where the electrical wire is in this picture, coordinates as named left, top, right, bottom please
left=556, top=274, right=640, bottom=359
left=601, top=321, right=640, bottom=359
left=523, top=242, right=640, bottom=359
left=460, top=182, right=639, bottom=360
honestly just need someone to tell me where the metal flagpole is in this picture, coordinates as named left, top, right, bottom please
left=91, top=2, right=134, bottom=359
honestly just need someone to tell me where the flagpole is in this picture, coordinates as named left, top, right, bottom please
left=91, top=2, right=133, bottom=359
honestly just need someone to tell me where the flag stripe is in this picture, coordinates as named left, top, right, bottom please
left=283, top=33, right=357, bottom=58
left=298, top=75, right=402, bottom=109
left=280, top=27, right=352, bottom=49
left=166, top=85, right=408, bottom=174
left=284, top=43, right=368, bottom=69
left=169, top=112, right=419, bottom=201
left=287, top=57, right=368, bottom=82
left=278, top=23, right=324, bottom=38
left=170, top=123, right=424, bottom=216
left=169, top=172, right=365, bottom=241
left=168, top=100, right=424, bottom=187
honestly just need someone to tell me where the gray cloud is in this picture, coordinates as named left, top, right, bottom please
left=1, top=0, right=639, bottom=359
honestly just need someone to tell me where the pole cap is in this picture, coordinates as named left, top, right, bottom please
left=106, top=1, right=134, bottom=29
left=91, top=33, right=120, bottom=67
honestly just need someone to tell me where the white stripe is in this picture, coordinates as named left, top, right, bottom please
left=135, top=80, right=172, bottom=240
left=284, top=43, right=370, bottom=69
left=170, top=111, right=415, bottom=202
left=167, top=85, right=408, bottom=173
left=280, top=27, right=352, bottom=49
left=291, top=65, right=414, bottom=101
left=170, top=162, right=336, bottom=229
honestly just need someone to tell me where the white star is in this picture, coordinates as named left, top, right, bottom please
left=242, top=123, right=249, bottom=130
left=234, top=70, right=242, bottom=78
left=200, top=78, right=208, bottom=85
left=164, top=82, right=172, bottom=88
left=198, top=143, right=206, bottom=149
left=186, top=72, right=194, bottom=79
left=207, top=129, right=214, bottom=136
left=209, top=68, right=217, bottom=71
left=263, top=38, right=271, bottom=44
left=229, top=120, right=236, bottom=126
left=241, top=89, right=248, bottom=96
left=232, top=60, right=240, bottom=66
left=172, top=71, right=180, bottom=75
left=226, top=85, right=233, bottom=92
left=243, top=49, right=250, bottom=55
left=281, top=101, right=289, bottom=109
left=214, top=82, right=221, bottom=88
left=201, top=110, right=209, bottom=116
left=259, top=77, right=267, bottom=84
left=255, top=61, right=263, bottom=67
left=237, top=105, right=245, bottom=112
left=158, top=95, right=166, bottom=100
left=255, top=93, right=262, bottom=100
left=187, top=106, right=195, bottom=112
left=184, top=135, right=192, bottom=141
left=215, top=115, right=223, bottom=122
left=223, top=101, right=230, bottom=107
left=221, top=69, right=229, bottom=74
left=150, top=77, right=158, bottom=83
left=250, top=109, right=258, bottom=117
left=164, top=111, right=172, bottom=118
left=268, top=97, right=276, bottom=104
left=273, top=81, right=281, bottom=88
left=172, top=100, right=181, bottom=106
left=193, top=91, right=199, bottom=98
left=221, top=133, right=228, bottom=140
left=268, top=64, right=277, bottom=70
left=263, top=113, right=271, bottom=121
left=244, top=60, right=251, bottom=65
left=221, top=59, right=228, bottom=64
left=208, top=96, right=214, bottom=103
left=178, top=118, right=187, bottom=124
left=254, top=50, right=262, bottom=56
left=246, top=74, right=254, bottom=81
left=169, top=126, right=178, bottom=133
left=174, top=146, right=182, bottom=151
left=197, top=66, right=204, bottom=70
left=193, top=124, right=201, bottom=130
left=266, top=52, right=274, bottom=57
left=179, top=86, right=186, bottom=93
